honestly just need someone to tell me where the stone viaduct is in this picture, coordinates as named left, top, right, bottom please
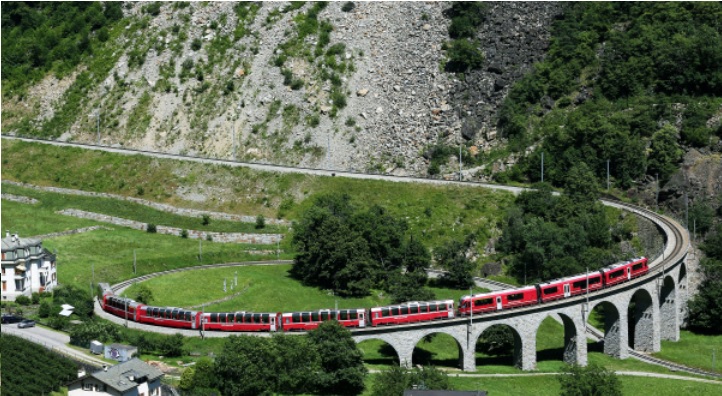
left=351, top=201, right=690, bottom=372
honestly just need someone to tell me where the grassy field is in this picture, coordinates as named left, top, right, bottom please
left=1, top=140, right=516, bottom=249
left=655, top=330, right=722, bottom=375
left=120, top=264, right=490, bottom=312
left=0, top=199, right=101, bottom=236
left=1, top=183, right=288, bottom=234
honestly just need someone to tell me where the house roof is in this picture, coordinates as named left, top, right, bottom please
left=71, top=358, right=164, bottom=393
left=403, top=391, right=487, bottom=396
left=1, top=233, right=41, bottom=252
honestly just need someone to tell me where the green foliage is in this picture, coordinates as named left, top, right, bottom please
left=687, top=225, right=722, bottom=334
left=53, top=284, right=94, bottom=318
left=147, top=223, right=157, bottom=233
left=434, top=236, right=476, bottom=289
left=1, top=2, right=124, bottom=93
left=558, top=363, right=622, bottom=396
left=1, top=334, right=78, bottom=395
left=446, top=2, right=488, bottom=39
left=201, top=214, right=211, bottom=226
left=341, top=2, right=355, bottom=13
left=38, top=299, right=53, bottom=318
left=648, top=124, right=683, bottom=183
left=15, top=295, right=31, bottom=306
left=308, top=321, right=367, bottom=395
left=214, top=336, right=288, bottom=396
left=70, top=320, right=121, bottom=347
left=291, top=193, right=412, bottom=296
left=445, top=39, right=484, bottom=72
left=498, top=182, right=617, bottom=284
left=132, top=283, right=154, bottom=304
left=255, top=214, right=266, bottom=229
left=478, top=325, right=515, bottom=355
left=372, top=365, right=451, bottom=396
left=181, top=229, right=189, bottom=238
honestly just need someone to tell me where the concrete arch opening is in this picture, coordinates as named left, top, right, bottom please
left=659, top=275, right=679, bottom=341
left=536, top=314, right=581, bottom=366
left=412, top=332, right=464, bottom=370
left=587, top=301, right=624, bottom=358
left=475, top=324, right=523, bottom=369
left=357, top=339, right=399, bottom=367
left=628, top=288, right=658, bottom=352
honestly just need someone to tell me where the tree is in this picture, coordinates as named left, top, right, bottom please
left=70, top=320, right=121, bottom=347
left=132, top=284, right=154, bottom=305
left=435, top=238, right=475, bottom=289
left=686, top=225, right=722, bottom=333
left=477, top=325, right=515, bottom=355
left=307, top=321, right=367, bottom=395
left=372, top=365, right=451, bottom=396
left=445, top=39, right=484, bottom=72
left=215, top=336, right=278, bottom=396
left=647, top=124, right=683, bottom=183
left=558, top=363, right=622, bottom=396
left=180, top=358, right=219, bottom=395
left=272, top=334, right=321, bottom=394
left=255, top=214, right=266, bottom=229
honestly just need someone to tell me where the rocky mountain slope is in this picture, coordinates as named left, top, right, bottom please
left=2, top=1, right=560, bottom=177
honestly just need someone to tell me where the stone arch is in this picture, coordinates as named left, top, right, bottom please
left=535, top=313, right=584, bottom=366
left=474, top=323, right=525, bottom=370
left=410, top=331, right=466, bottom=370
left=678, top=262, right=688, bottom=324
left=659, top=275, right=679, bottom=341
left=628, top=287, right=659, bottom=352
left=587, top=300, right=626, bottom=359
left=357, top=338, right=401, bottom=367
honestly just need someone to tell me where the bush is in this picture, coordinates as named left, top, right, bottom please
left=255, top=215, right=266, bottom=229
left=201, top=214, right=211, bottom=226
left=15, top=295, right=31, bottom=306
left=445, top=39, right=484, bottom=72
left=181, top=229, right=189, bottom=238
left=31, top=292, right=41, bottom=304
left=147, top=224, right=157, bottom=233
left=191, top=38, right=202, bottom=51
left=341, top=2, right=355, bottom=12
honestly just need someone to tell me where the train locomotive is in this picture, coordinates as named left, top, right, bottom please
left=100, top=257, right=647, bottom=332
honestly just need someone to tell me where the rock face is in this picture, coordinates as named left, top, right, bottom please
left=4, top=2, right=562, bottom=178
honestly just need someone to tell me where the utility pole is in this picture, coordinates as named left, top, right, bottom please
left=541, top=152, right=544, bottom=183
left=95, top=110, right=101, bottom=145
left=133, top=249, right=136, bottom=275
left=327, top=135, right=331, bottom=169
left=199, top=239, right=202, bottom=261
left=656, top=173, right=660, bottom=210
left=606, top=159, right=610, bottom=191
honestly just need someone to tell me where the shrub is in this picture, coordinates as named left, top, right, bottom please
left=147, top=224, right=157, bottom=233
left=181, top=229, right=189, bottom=238
left=445, top=39, right=484, bottom=72
left=191, top=38, right=202, bottom=51
left=15, top=295, right=31, bottom=306
left=31, top=292, right=41, bottom=304
left=201, top=214, right=211, bottom=226
left=255, top=215, right=266, bottom=229
left=341, top=2, right=355, bottom=12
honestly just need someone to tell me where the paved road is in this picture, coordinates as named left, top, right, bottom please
left=2, top=323, right=108, bottom=367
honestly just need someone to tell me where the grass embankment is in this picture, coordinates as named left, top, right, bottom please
left=655, top=330, right=722, bottom=375
left=1, top=140, right=516, bottom=249
left=1, top=183, right=288, bottom=235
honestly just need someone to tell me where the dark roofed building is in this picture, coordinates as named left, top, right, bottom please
left=67, top=358, right=164, bottom=396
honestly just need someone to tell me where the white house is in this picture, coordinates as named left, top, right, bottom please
left=1, top=232, right=58, bottom=301
left=68, top=358, right=164, bottom=396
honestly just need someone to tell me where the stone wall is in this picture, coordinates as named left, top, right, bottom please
left=1, top=193, right=39, bottom=205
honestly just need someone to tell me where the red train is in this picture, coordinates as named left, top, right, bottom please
left=100, top=257, right=647, bottom=332
left=458, top=257, right=648, bottom=316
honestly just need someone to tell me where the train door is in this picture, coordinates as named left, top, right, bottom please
left=563, top=283, right=571, bottom=298
left=496, top=296, right=502, bottom=310
left=270, top=315, right=277, bottom=332
left=627, top=267, right=631, bottom=280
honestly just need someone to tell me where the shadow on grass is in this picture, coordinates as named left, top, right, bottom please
left=476, top=353, right=514, bottom=367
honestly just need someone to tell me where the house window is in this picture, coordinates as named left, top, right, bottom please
left=83, top=382, right=93, bottom=391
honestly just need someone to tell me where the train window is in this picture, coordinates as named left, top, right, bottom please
left=508, top=293, right=523, bottom=301
left=339, top=311, right=348, bottom=321
left=292, top=313, right=300, bottom=323
left=381, top=308, right=390, bottom=317
left=245, top=313, right=253, bottom=323
left=312, top=312, right=320, bottom=321
left=219, top=313, right=227, bottom=323
left=610, top=270, right=623, bottom=278
left=399, top=307, right=408, bottom=315
left=254, top=313, right=262, bottom=323
left=210, top=313, right=218, bottom=323
left=589, top=277, right=601, bottom=285
left=429, top=304, right=437, bottom=312
left=185, top=312, right=191, bottom=321
left=410, top=306, right=419, bottom=314
left=475, top=298, right=493, bottom=306
left=391, top=307, right=400, bottom=316
left=543, top=287, right=558, bottom=295
left=573, top=281, right=586, bottom=289
left=262, top=314, right=269, bottom=323
left=153, top=308, right=159, bottom=317
left=350, top=311, right=358, bottom=320
left=420, top=305, right=428, bottom=313
left=632, top=263, right=644, bottom=271
left=321, top=311, right=330, bottom=321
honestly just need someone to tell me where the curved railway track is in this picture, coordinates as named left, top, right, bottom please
left=7, top=136, right=713, bottom=378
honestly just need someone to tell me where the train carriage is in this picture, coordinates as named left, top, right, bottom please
left=459, top=286, right=538, bottom=316
left=138, top=306, right=200, bottom=329
left=537, top=272, right=604, bottom=303
left=201, top=311, right=280, bottom=332
left=369, top=300, right=454, bottom=326
left=281, top=309, right=366, bottom=331
left=102, top=295, right=143, bottom=322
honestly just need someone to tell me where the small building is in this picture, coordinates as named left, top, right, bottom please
left=90, top=340, right=104, bottom=355
left=67, top=358, right=164, bottom=396
left=105, top=343, right=138, bottom=363
left=1, top=232, right=58, bottom=301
